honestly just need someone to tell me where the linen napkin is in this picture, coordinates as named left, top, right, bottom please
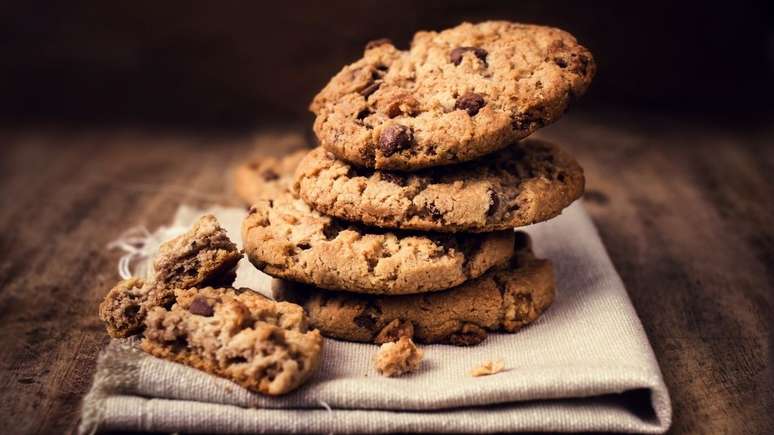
left=79, top=201, right=672, bottom=433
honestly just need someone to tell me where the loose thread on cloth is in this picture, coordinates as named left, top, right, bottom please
left=107, top=224, right=189, bottom=279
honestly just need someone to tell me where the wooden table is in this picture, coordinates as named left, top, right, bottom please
left=1, top=111, right=771, bottom=433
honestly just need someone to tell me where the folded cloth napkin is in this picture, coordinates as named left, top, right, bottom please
left=79, top=202, right=672, bottom=434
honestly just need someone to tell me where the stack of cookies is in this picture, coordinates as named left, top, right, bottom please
left=239, top=21, right=594, bottom=350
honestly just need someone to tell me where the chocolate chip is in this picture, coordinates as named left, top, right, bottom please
left=353, top=303, right=381, bottom=330
left=356, top=107, right=373, bottom=120
left=425, top=203, right=443, bottom=221
left=297, top=242, right=311, bottom=250
left=378, top=125, right=413, bottom=157
left=554, top=57, right=568, bottom=68
left=365, top=38, right=392, bottom=50
left=171, top=336, right=189, bottom=350
left=261, top=169, right=279, bottom=181
left=455, top=92, right=486, bottom=116
left=189, top=297, right=214, bottom=317
left=450, top=46, right=488, bottom=66
left=359, top=82, right=380, bottom=97
left=472, top=47, right=488, bottom=61
left=450, top=48, right=465, bottom=65
left=380, top=172, right=406, bottom=186
left=448, top=323, right=487, bottom=346
left=487, top=190, right=499, bottom=216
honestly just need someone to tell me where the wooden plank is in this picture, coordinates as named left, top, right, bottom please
left=542, top=114, right=774, bottom=433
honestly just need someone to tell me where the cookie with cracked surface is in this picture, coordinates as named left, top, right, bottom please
left=233, top=150, right=307, bottom=205
left=242, top=192, right=515, bottom=295
left=142, top=286, right=323, bottom=395
left=276, top=232, right=554, bottom=345
left=310, top=21, right=595, bottom=171
left=99, top=215, right=242, bottom=338
left=294, top=139, right=584, bottom=233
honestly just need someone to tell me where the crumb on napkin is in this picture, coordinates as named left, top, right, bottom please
left=374, top=336, right=423, bottom=377
left=469, top=359, right=505, bottom=377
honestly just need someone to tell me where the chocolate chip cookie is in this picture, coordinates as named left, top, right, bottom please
left=294, top=139, right=584, bottom=233
left=241, top=192, right=515, bottom=295
left=233, top=150, right=307, bottom=205
left=142, top=286, right=323, bottom=395
left=99, top=215, right=242, bottom=338
left=310, top=21, right=595, bottom=170
left=276, top=232, right=554, bottom=346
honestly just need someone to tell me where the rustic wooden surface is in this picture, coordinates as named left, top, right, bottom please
left=0, top=112, right=771, bottom=434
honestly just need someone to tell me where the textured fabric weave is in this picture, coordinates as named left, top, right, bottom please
left=80, top=202, right=672, bottom=433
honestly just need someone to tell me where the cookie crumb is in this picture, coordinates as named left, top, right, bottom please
left=374, top=336, right=423, bottom=377
left=468, top=359, right=505, bottom=377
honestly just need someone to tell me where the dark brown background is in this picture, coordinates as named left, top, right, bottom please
left=1, top=1, right=773, bottom=434
left=2, top=0, right=773, bottom=127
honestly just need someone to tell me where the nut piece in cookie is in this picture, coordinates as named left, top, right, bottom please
left=142, top=287, right=323, bottom=396
left=99, top=215, right=242, bottom=338
left=374, top=336, right=423, bottom=377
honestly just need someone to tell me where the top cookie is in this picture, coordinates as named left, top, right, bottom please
left=310, top=21, right=595, bottom=171
left=294, top=138, right=584, bottom=233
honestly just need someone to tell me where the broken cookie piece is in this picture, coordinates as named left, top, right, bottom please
left=374, top=336, right=423, bottom=377
left=98, top=277, right=149, bottom=338
left=152, top=214, right=242, bottom=291
left=99, top=214, right=242, bottom=338
left=469, top=359, right=505, bottom=377
left=142, top=287, right=323, bottom=395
